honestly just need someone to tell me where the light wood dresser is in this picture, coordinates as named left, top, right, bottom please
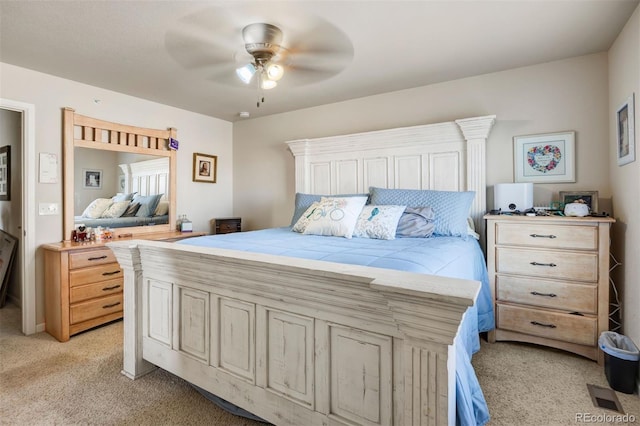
left=43, top=231, right=204, bottom=342
left=485, top=214, right=615, bottom=364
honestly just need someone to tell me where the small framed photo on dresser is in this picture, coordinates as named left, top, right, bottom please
left=559, top=190, right=598, bottom=213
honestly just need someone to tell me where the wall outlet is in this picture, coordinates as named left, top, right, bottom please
left=38, top=202, right=59, bottom=215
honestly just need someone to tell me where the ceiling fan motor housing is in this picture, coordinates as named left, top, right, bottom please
left=243, top=23, right=283, bottom=63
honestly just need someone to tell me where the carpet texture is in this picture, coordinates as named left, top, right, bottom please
left=1, top=304, right=638, bottom=425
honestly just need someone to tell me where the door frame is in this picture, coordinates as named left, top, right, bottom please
left=1, top=98, right=36, bottom=335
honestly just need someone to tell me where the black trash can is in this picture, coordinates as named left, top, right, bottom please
left=598, top=331, right=640, bottom=394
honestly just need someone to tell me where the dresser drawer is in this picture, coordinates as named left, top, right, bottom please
left=497, top=304, right=597, bottom=346
left=70, top=293, right=123, bottom=324
left=70, top=278, right=123, bottom=303
left=496, top=223, right=598, bottom=250
left=496, top=247, right=598, bottom=282
left=69, top=248, right=118, bottom=269
left=496, top=275, right=596, bottom=314
left=69, top=263, right=123, bottom=287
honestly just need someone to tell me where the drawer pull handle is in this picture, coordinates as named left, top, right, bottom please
left=530, top=261, right=556, bottom=267
left=531, top=291, right=557, bottom=298
left=102, top=270, right=121, bottom=276
left=530, top=234, right=557, bottom=239
left=530, top=321, right=556, bottom=329
left=102, top=285, right=121, bottom=291
left=88, top=255, right=108, bottom=261
left=102, top=302, right=121, bottom=309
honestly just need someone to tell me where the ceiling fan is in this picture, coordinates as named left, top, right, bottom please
left=164, top=7, right=354, bottom=108
left=235, top=23, right=286, bottom=91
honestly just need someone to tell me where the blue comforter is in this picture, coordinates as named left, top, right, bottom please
left=180, top=228, right=492, bottom=425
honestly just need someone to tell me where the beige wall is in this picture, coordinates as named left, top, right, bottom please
left=609, top=6, right=639, bottom=353
left=234, top=53, right=610, bottom=230
left=0, top=63, right=234, bottom=328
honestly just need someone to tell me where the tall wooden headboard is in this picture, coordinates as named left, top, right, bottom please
left=286, top=115, right=496, bottom=243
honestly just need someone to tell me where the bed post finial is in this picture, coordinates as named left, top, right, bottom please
left=455, top=115, right=496, bottom=249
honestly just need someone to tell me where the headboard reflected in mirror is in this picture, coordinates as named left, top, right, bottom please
left=62, top=107, right=177, bottom=241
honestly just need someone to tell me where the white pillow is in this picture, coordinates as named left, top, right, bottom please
left=353, top=205, right=406, bottom=240
left=100, top=200, right=131, bottom=218
left=302, top=196, right=368, bottom=239
left=154, top=200, right=169, bottom=216
left=81, top=198, right=113, bottom=219
left=292, top=201, right=321, bottom=233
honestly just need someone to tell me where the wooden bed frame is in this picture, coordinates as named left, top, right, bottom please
left=109, top=115, right=496, bottom=425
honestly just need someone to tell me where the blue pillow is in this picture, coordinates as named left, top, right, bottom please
left=290, top=192, right=369, bottom=226
left=133, top=194, right=163, bottom=217
left=368, top=187, right=475, bottom=237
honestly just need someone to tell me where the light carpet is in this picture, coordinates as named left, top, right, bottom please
left=1, top=304, right=637, bottom=425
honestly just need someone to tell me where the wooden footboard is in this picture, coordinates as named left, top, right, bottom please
left=109, top=240, right=480, bottom=426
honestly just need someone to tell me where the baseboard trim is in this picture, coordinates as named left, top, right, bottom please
left=36, top=322, right=45, bottom=333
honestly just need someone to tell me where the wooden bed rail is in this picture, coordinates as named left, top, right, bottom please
left=110, top=240, right=480, bottom=425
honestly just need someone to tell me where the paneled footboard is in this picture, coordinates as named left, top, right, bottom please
left=109, top=240, right=480, bottom=426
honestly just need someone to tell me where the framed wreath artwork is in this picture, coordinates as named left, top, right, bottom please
left=514, top=131, right=575, bottom=183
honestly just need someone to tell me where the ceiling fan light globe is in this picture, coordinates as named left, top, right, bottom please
left=235, top=63, right=256, bottom=84
left=261, top=79, right=277, bottom=90
left=266, top=63, right=284, bottom=81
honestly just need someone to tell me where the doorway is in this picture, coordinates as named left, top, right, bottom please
left=0, top=99, right=36, bottom=335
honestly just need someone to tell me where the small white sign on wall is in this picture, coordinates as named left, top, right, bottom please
left=39, top=153, right=58, bottom=184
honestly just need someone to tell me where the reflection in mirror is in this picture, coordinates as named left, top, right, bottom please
left=73, top=148, right=169, bottom=230
left=63, top=107, right=176, bottom=241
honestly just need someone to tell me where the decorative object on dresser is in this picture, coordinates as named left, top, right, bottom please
left=616, top=92, right=635, bottom=166
left=493, top=182, right=534, bottom=213
left=485, top=214, right=615, bottom=364
left=213, top=217, right=241, bottom=234
left=559, top=190, right=599, bottom=214
left=513, top=131, right=575, bottom=183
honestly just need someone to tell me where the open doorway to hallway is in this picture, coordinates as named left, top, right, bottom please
left=0, top=108, right=23, bottom=331
left=0, top=99, right=36, bottom=336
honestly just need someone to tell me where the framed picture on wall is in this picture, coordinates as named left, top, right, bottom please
left=514, top=131, right=576, bottom=183
left=82, top=169, right=102, bottom=189
left=193, top=152, right=217, bottom=183
left=617, top=93, right=635, bottom=166
left=0, top=146, right=10, bottom=201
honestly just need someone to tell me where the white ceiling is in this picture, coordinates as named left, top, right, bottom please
left=1, top=1, right=637, bottom=122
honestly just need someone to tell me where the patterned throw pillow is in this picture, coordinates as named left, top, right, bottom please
left=292, top=201, right=321, bottom=233
left=369, top=187, right=475, bottom=238
left=120, top=202, right=141, bottom=217
left=100, top=200, right=131, bottom=218
left=290, top=192, right=370, bottom=226
left=81, top=198, right=113, bottom=219
left=301, top=196, right=368, bottom=238
left=353, top=205, right=406, bottom=240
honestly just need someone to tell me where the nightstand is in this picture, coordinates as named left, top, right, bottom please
left=213, top=217, right=241, bottom=234
left=485, top=214, right=615, bottom=364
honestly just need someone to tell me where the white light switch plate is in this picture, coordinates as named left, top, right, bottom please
left=39, top=203, right=59, bottom=215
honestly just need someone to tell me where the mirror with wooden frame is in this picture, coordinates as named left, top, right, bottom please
left=62, top=107, right=176, bottom=241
